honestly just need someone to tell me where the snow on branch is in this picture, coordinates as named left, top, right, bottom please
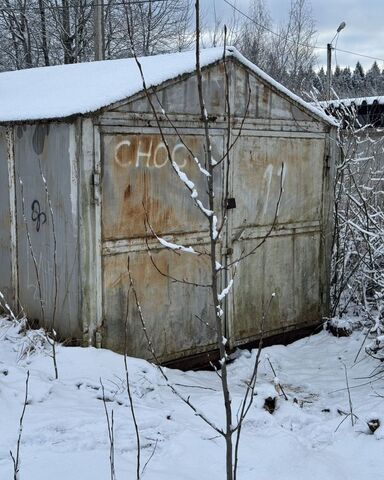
left=193, top=156, right=210, bottom=177
left=218, top=279, right=234, bottom=302
left=157, top=236, right=197, bottom=254
left=172, top=161, right=213, bottom=218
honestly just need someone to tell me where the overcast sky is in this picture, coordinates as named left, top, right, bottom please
left=201, top=0, right=384, bottom=71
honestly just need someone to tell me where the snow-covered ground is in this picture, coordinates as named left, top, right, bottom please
left=1, top=317, right=383, bottom=480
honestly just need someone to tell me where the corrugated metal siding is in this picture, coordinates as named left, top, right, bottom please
left=15, top=124, right=81, bottom=339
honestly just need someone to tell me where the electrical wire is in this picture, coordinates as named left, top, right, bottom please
left=334, top=47, right=384, bottom=64
left=222, top=0, right=326, bottom=50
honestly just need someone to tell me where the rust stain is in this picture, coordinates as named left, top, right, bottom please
left=262, top=86, right=269, bottom=105
left=102, top=247, right=214, bottom=359
left=102, top=134, right=220, bottom=241
left=124, top=184, right=131, bottom=199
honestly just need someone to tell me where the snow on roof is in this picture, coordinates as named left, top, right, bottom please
left=0, top=46, right=335, bottom=125
left=319, top=96, right=384, bottom=109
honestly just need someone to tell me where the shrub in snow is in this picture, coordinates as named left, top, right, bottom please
left=263, top=396, right=277, bottom=414
left=327, top=317, right=353, bottom=337
left=366, top=335, right=384, bottom=360
left=367, top=418, right=380, bottom=434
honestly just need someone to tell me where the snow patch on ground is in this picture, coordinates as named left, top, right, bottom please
left=1, top=317, right=383, bottom=479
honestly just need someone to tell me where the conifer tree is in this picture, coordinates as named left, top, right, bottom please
left=366, top=61, right=381, bottom=95
left=352, top=61, right=365, bottom=96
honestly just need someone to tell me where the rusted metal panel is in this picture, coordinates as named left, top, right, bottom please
left=230, top=135, right=325, bottom=228
left=112, top=62, right=227, bottom=117
left=101, top=131, right=224, bottom=359
left=78, top=118, right=102, bottom=346
left=6, top=127, right=18, bottom=311
left=227, top=132, right=327, bottom=344
left=101, top=134, right=223, bottom=240
left=319, top=128, right=337, bottom=318
left=100, top=112, right=326, bottom=135
left=230, top=230, right=321, bottom=345
left=233, top=63, right=315, bottom=122
left=102, top=247, right=216, bottom=361
left=15, top=123, right=80, bottom=340
left=98, top=60, right=334, bottom=361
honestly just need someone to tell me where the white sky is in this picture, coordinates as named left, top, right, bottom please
left=201, top=0, right=384, bottom=71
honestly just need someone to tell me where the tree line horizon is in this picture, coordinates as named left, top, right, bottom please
left=0, top=0, right=382, bottom=101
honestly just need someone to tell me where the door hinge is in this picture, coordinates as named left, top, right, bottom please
left=92, top=171, right=101, bottom=205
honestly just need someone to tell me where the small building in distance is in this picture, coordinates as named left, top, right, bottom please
left=322, top=96, right=384, bottom=187
left=323, top=96, right=384, bottom=128
left=0, top=47, right=338, bottom=366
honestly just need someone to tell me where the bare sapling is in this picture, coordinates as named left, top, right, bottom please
left=101, top=379, right=116, bottom=480
left=343, top=363, right=355, bottom=427
left=122, top=2, right=285, bottom=478
left=19, top=168, right=59, bottom=380
left=124, top=262, right=141, bottom=480
left=38, top=159, right=59, bottom=379
left=194, top=5, right=233, bottom=475
left=232, top=293, right=275, bottom=480
left=10, top=370, right=30, bottom=480
left=335, top=363, right=358, bottom=431
left=265, top=354, right=288, bottom=401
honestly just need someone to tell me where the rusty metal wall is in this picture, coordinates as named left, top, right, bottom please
left=101, top=133, right=224, bottom=360
left=14, top=123, right=81, bottom=340
left=227, top=134, right=326, bottom=342
left=102, top=134, right=223, bottom=239
left=232, top=63, right=313, bottom=122
left=102, top=247, right=216, bottom=359
left=116, top=63, right=227, bottom=116
left=229, top=232, right=321, bottom=341
left=230, top=136, right=325, bottom=226
left=97, top=57, right=335, bottom=362
left=113, top=61, right=317, bottom=125
left=0, top=127, right=13, bottom=307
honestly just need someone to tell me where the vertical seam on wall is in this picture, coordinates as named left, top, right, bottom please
left=319, top=130, right=330, bottom=313
left=93, top=122, right=103, bottom=346
left=7, top=126, right=18, bottom=312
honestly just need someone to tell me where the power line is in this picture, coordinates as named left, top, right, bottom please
left=333, top=47, right=384, bottom=64
left=222, top=0, right=326, bottom=51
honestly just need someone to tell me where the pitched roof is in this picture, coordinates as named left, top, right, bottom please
left=0, top=47, right=335, bottom=125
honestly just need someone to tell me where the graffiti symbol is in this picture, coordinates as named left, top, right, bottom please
left=31, top=200, right=47, bottom=232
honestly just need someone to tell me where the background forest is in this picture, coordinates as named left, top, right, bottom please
left=0, top=0, right=383, bottom=100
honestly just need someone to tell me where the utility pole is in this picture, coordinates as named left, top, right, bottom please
left=326, top=22, right=346, bottom=102
left=94, top=0, right=105, bottom=61
left=326, top=43, right=332, bottom=101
